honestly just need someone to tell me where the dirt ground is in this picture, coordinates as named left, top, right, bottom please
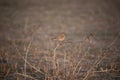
left=0, top=0, right=120, bottom=80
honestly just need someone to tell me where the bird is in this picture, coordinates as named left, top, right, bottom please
left=86, top=33, right=94, bottom=41
left=53, top=33, right=65, bottom=42
left=85, top=33, right=96, bottom=44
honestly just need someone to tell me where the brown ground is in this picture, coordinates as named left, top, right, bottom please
left=0, top=0, right=120, bottom=80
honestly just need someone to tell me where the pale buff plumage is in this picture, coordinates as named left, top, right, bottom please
left=53, top=34, right=65, bottom=41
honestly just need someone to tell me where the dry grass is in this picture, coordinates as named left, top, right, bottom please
left=0, top=31, right=120, bottom=80
left=0, top=0, right=120, bottom=80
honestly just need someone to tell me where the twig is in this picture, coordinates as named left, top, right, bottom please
left=13, top=42, right=45, bottom=75
left=83, top=51, right=107, bottom=80
left=24, top=35, right=33, bottom=80
left=15, top=72, right=37, bottom=80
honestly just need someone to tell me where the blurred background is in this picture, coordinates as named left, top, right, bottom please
left=0, top=0, right=120, bottom=79
left=0, top=0, right=120, bottom=48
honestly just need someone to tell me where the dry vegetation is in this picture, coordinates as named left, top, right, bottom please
left=0, top=30, right=120, bottom=80
left=0, top=0, right=120, bottom=80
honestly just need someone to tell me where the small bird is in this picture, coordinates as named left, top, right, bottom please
left=86, top=33, right=94, bottom=41
left=85, top=33, right=96, bottom=44
left=53, top=33, right=65, bottom=42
